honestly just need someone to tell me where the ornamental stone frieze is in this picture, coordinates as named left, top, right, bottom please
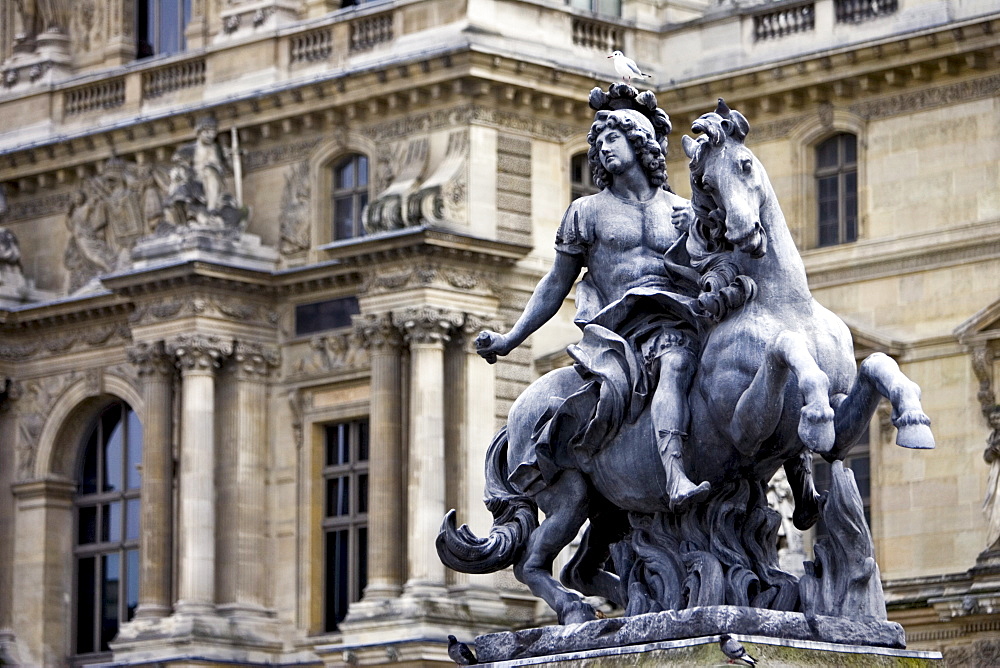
left=229, top=342, right=281, bottom=380
left=167, top=335, right=234, bottom=372
left=289, top=333, right=367, bottom=378
left=129, top=296, right=279, bottom=328
left=392, top=306, right=464, bottom=346
left=358, top=263, right=501, bottom=298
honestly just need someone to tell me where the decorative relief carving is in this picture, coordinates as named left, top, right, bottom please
left=365, top=138, right=429, bottom=233
left=279, top=161, right=310, bottom=255
left=290, top=332, right=368, bottom=376
left=408, top=130, right=468, bottom=227
left=849, top=73, right=1000, bottom=121
left=12, top=373, right=76, bottom=479
left=353, top=313, right=402, bottom=352
left=392, top=306, right=463, bottom=345
left=358, top=263, right=496, bottom=297
left=0, top=322, right=130, bottom=361
left=130, top=295, right=274, bottom=327
left=168, top=334, right=233, bottom=372
left=65, top=157, right=167, bottom=293
left=230, top=341, right=280, bottom=379
left=127, top=341, right=175, bottom=377
left=243, top=138, right=321, bottom=172
left=69, top=0, right=104, bottom=56
left=288, top=388, right=304, bottom=449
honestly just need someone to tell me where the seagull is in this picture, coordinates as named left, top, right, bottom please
left=447, top=635, right=478, bottom=665
left=719, top=634, right=757, bottom=665
left=608, top=50, right=652, bottom=83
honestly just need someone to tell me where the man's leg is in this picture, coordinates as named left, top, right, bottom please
left=651, top=345, right=711, bottom=511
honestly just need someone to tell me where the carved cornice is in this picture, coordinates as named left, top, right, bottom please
left=168, top=334, right=233, bottom=372
left=392, top=306, right=463, bottom=346
left=357, top=262, right=502, bottom=298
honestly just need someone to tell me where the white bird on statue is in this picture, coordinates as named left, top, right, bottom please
left=608, top=50, right=652, bottom=83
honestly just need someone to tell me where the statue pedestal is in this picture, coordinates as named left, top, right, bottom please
left=130, top=230, right=278, bottom=272
left=474, top=634, right=941, bottom=667
left=474, top=606, right=939, bottom=665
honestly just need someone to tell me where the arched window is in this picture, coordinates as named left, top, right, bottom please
left=331, top=153, right=369, bottom=241
left=815, top=133, right=858, bottom=247
left=570, top=152, right=598, bottom=201
left=74, top=401, right=142, bottom=656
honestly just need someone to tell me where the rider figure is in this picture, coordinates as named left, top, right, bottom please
left=476, top=108, right=711, bottom=510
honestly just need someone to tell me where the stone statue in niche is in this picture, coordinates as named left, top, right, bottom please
left=438, top=88, right=935, bottom=641
left=162, top=116, right=246, bottom=234
left=983, top=404, right=1000, bottom=551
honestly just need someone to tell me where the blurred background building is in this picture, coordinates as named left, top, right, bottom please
left=0, top=0, right=997, bottom=665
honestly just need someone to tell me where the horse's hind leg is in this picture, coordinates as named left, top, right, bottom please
left=829, top=352, right=934, bottom=460
left=561, top=503, right=629, bottom=607
left=514, top=469, right=597, bottom=624
left=732, top=330, right=835, bottom=455
left=784, top=451, right=821, bottom=530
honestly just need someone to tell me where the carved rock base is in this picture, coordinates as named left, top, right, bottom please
left=475, top=632, right=941, bottom=667
left=475, top=606, right=911, bottom=663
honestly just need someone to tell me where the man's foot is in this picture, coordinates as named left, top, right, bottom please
left=666, top=476, right=711, bottom=512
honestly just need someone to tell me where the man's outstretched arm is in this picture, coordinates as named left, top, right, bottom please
left=476, top=251, right=583, bottom=364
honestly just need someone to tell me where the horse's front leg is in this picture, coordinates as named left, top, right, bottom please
left=514, top=469, right=597, bottom=625
left=731, top=331, right=835, bottom=456
left=828, top=352, right=934, bottom=460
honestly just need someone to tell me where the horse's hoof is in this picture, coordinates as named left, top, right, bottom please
left=668, top=481, right=712, bottom=513
left=792, top=493, right=821, bottom=531
left=558, top=600, right=598, bottom=625
left=896, top=421, right=935, bottom=449
left=799, top=405, right=835, bottom=453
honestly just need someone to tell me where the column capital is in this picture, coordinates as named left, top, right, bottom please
left=353, top=313, right=403, bottom=352
left=458, top=313, right=504, bottom=355
left=229, top=342, right=280, bottom=380
left=392, top=306, right=463, bottom=346
left=167, top=335, right=233, bottom=373
left=126, top=342, right=175, bottom=378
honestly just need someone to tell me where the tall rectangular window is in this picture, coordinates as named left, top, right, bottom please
left=322, top=419, right=369, bottom=632
left=331, top=154, right=369, bottom=241
left=136, top=0, right=192, bottom=59
left=815, top=133, right=858, bottom=247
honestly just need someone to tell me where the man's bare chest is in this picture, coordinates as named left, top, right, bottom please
left=591, top=206, right=677, bottom=255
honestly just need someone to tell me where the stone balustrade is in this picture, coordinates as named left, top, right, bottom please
left=753, top=2, right=816, bottom=41
left=64, top=77, right=126, bottom=115
left=290, top=27, right=333, bottom=64
left=571, top=17, right=623, bottom=52
left=141, top=58, right=207, bottom=99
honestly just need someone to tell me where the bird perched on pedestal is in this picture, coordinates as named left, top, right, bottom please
left=608, top=50, right=652, bottom=83
left=447, top=635, right=478, bottom=665
left=719, top=634, right=757, bottom=665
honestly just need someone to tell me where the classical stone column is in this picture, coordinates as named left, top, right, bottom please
left=458, top=316, right=500, bottom=592
left=127, top=342, right=176, bottom=619
left=217, top=342, right=277, bottom=615
left=355, top=314, right=405, bottom=600
left=394, top=307, right=462, bottom=597
left=170, top=335, right=231, bottom=615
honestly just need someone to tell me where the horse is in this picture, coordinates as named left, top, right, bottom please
left=437, top=99, right=934, bottom=625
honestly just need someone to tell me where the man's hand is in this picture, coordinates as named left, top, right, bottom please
left=475, top=330, right=511, bottom=364
left=671, top=203, right=694, bottom=230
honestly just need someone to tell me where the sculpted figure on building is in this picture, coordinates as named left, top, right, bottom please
left=439, top=88, right=936, bottom=637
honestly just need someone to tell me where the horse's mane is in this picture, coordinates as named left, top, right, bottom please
left=686, top=99, right=757, bottom=322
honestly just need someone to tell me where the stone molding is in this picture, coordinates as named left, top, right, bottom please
left=358, top=263, right=502, bottom=298
left=392, top=306, right=464, bottom=346
left=168, top=335, right=233, bottom=372
left=0, top=322, right=131, bottom=362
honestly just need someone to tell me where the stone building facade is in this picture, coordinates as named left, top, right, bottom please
left=0, top=0, right=997, bottom=665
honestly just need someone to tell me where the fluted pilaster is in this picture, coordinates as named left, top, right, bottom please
left=169, top=335, right=232, bottom=614
left=355, top=314, right=405, bottom=600
left=394, top=307, right=463, bottom=596
left=127, top=342, right=176, bottom=619
left=217, top=342, right=278, bottom=615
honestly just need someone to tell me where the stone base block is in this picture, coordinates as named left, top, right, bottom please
left=476, top=634, right=942, bottom=667
left=476, top=606, right=913, bottom=663
left=130, top=230, right=278, bottom=272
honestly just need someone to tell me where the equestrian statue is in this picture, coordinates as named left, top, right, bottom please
left=437, top=86, right=934, bottom=627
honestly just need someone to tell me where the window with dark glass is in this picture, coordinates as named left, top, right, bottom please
left=815, top=133, right=858, bottom=247
left=295, top=297, right=361, bottom=337
left=75, top=402, right=142, bottom=656
left=570, top=152, right=598, bottom=201
left=136, top=0, right=192, bottom=59
left=322, top=419, right=369, bottom=632
left=331, top=154, right=369, bottom=241
left=812, top=422, right=871, bottom=540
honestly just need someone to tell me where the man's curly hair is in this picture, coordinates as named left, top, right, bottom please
left=587, top=110, right=668, bottom=190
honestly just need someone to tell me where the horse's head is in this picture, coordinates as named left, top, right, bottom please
left=683, top=99, right=768, bottom=259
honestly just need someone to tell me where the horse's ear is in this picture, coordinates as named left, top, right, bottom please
left=682, top=134, right=697, bottom=159
left=731, top=110, right=750, bottom=139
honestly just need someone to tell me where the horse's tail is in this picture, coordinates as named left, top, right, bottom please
left=436, top=425, right=539, bottom=574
